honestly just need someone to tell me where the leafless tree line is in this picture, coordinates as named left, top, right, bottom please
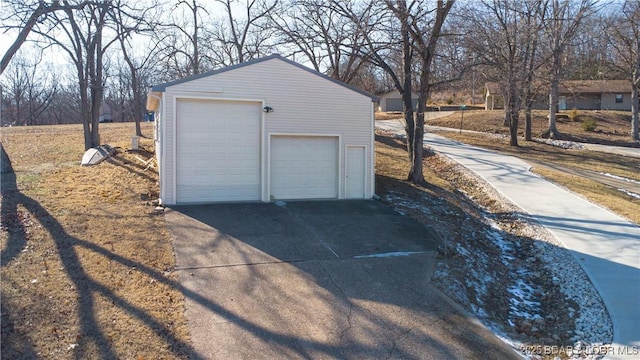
left=1, top=0, right=638, bottom=180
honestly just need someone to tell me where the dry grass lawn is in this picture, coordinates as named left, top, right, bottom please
left=1, top=118, right=635, bottom=359
left=376, top=109, right=640, bottom=224
left=425, top=109, right=637, bottom=147
left=435, top=131, right=640, bottom=224
left=1, top=123, right=193, bottom=359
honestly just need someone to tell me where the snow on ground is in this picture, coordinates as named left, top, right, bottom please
left=353, top=251, right=428, bottom=259
left=618, top=188, right=640, bottom=199
left=599, top=172, right=640, bottom=184
left=384, top=189, right=613, bottom=360
left=376, top=122, right=614, bottom=359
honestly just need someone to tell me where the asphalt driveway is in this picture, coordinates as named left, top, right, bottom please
left=166, top=200, right=519, bottom=359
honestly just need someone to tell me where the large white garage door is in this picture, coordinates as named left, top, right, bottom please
left=270, top=136, right=338, bottom=200
left=176, top=99, right=261, bottom=203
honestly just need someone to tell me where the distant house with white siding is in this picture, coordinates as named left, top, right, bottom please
left=484, top=80, right=634, bottom=111
left=146, top=54, right=377, bottom=205
left=484, top=82, right=504, bottom=110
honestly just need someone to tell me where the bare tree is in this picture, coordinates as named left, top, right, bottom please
left=563, top=13, right=613, bottom=80
left=1, top=54, right=58, bottom=126
left=406, top=0, right=455, bottom=182
left=463, top=0, right=546, bottom=146
left=211, top=0, right=278, bottom=66
left=605, top=0, right=640, bottom=141
left=520, top=1, right=546, bottom=141
left=268, top=0, right=369, bottom=83
left=26, top=1, right=124, bottom=149
left=0, top=1, right=91, bottom=75
left=335, top=0, right=417, bottom=172
left=337, top=0, right=454, bottom=184
left=112, top=0, right=161, bottom=136
left=156, top=0, right=211, bottom=77
left=541, top=0, right=595, bottom=139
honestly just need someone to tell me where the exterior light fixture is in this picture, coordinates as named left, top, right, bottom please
left=263, top=106, right=274, bottom=113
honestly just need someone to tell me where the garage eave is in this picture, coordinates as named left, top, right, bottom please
left=146, top=90, right=162, bottom=112
left=149, top=54, right=378, bottom=102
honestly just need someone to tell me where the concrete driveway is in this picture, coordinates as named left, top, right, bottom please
left=166, top=200, right=519, bottom=359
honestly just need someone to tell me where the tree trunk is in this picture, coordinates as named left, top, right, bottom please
left=524, top=106, right=532, bottom=141
left=507, top=86, right=519, bottom=147
left=545, top=77, right=560, bottom=139
left=509, top=106, right=519, bottom=146
left=632, top=39, right=639, bottom=141
left=80, top=79, right=93, bottom=150
left=503, top=112, right=510, bottom=127
left=131, top=69, right=143, bottom=136
left=632, top=81, right=639, bottom=141
left=408, top=112, right=425, bottom=184
left=399, top=0, right=414, bottom=161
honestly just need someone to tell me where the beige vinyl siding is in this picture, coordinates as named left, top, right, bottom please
left=160, top=58, right=373, bottom=204
left=601, top=92, right=632, bottom=111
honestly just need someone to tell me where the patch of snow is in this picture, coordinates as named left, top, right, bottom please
left=353, top=251, right=428, bottom=259
left=485, top=225, right=516, bottom=264
left=383, top=192, right=432, bottom=215
left=455, top=243, right=470, bottom=257
left=535, top=138, right=585, bottom=149
left=380, top=124, right=612, bottom=360
left=618, top=188, right=640, bottom=199
left=508, top=279, right=542, bottom=321
left=598, top=172, right=640, bottom=184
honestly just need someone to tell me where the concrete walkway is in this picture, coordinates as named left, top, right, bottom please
left=377, top=120, right=640, bottom=360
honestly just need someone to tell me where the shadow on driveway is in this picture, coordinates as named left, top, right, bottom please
left=167, top=200, right=520, bottom=359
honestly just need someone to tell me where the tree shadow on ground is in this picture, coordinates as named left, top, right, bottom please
left=0, top=150, right=198, bottom=359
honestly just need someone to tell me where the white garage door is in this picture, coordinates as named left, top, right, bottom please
left=270, top=136, right=338, bottom=200
left=176, top=99, right=261, bottom=203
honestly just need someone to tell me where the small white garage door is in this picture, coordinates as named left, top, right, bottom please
left=270, top=136, right=338, bottom=200
left=176, top=99, right=261, bottom=203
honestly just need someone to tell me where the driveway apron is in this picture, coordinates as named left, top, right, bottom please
left=166, top=200, right=520, bottom=359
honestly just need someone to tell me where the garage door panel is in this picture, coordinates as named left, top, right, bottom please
left=176, top=99, right=261, bottom=203
left=270, top=136, right=338, bottom=200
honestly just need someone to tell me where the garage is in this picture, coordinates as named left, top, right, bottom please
left=175, top=99, right=261, bottom=203
left=146, top=54, right=377, bottom=205
left=377, top=90, right=419, bottom=112
left=270, top=136, right=338, bottom=200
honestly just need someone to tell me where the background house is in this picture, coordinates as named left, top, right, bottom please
left=484, top=82, right=505, bottom=110
left=377, top=90, right=419, bottom=112
left=556, top=80, right=632, bottom=111
left=484, top=80, right=633, bottom=111
left=146, top=54, right=377, bottom=205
